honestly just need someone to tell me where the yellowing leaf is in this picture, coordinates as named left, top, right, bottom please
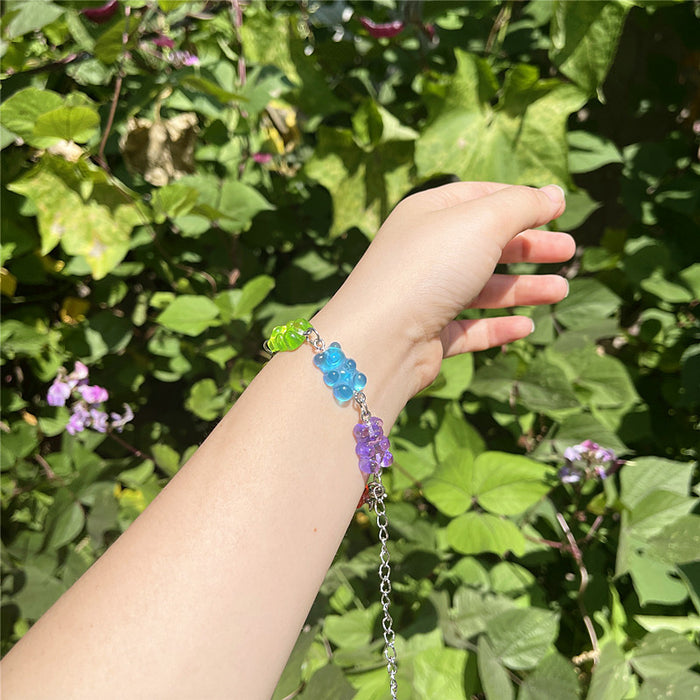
left=120, top=113, right=198, bottom=186
left=59, top=297, right=90, bottom=324
left=0, top=267, right=17, bottom=297
left=8, top=155, right=145, bottom=280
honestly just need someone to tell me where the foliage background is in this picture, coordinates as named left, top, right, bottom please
left=1, top=1, right=699, bottom=697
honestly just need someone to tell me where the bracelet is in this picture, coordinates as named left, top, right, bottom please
left=264, top=318, right=399, bottom=698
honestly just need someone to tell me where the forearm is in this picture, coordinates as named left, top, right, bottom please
left=1, top=310, right=415, bottom=700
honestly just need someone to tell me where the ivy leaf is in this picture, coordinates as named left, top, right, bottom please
left=447, top=512, right=526, bottom=557
left=305, top=126, right=414, bottom=238
left=485, top=607, right=559, bottom=670
left=157, top=295, right=221, bottom=336
left=550, top=0, right=631, bottom=97
left=415, top=51, right=585, bottom=186
left=477, top=636, right=514, bottom=700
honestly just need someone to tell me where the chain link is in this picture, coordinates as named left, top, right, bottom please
left=297, top=325, right=398, bottom=697
left=369, top=476, right=398, bottom=699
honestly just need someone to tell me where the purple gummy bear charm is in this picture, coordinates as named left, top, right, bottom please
left=353, top=416, right=393, bottom=474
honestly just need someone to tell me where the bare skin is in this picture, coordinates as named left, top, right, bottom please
left=2, top=183, right=572, bottom=699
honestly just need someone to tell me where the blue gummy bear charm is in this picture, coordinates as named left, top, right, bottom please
left=313, top=342, right=367, bottom=404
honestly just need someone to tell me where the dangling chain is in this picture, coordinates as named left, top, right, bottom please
left=265, top=319, right=398, bottom=698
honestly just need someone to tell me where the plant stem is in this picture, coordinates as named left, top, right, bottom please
left=108, top=432, right=149, bottom=461
left=556, top=511, right=600, bottom=663
left=97, top=6, right=132, bottom=171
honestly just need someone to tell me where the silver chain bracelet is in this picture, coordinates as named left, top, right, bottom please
left=265, top=319, right=399, bottom=698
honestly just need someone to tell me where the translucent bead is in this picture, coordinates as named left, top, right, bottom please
left=334, top=384, right=354, bottom=403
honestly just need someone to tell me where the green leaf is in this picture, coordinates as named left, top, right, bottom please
left=415, top=51, right=585, bottom=186
left=32, top=105, right=99, bottom=145
left=630, top=630, right=700, bottom=679
left=423, top=449, right=474, bottom=517
left=485, top=607, right=559, bottom=670
left=549, top=0, right=631, bottom=96
left=272, top=625, right=318, bottom=700
left=519, top=652, right=580, bottom=700
left=477, top=636, right=513, bottom=700
left=0, top=87, right=64, bottom=145
left=157, top=295, right=221, bottom=336
left=634, top=615, right=700, bottom=635
left=411, top=646, right=470, bottom=700
left=645, top=515, right=700, bottom=566
left=3, top=0, right=64, bottom=39
left=305, top=127, right=414, bottom=238
left=447, top=512, right=526, bottom=557
left=185, top=379, right=229, bottom=421
left=151, top=183, right=200, bottom=223
left=11, top=564, right=66, bottom=620
left=620, top=457, right=694, bottom=509
left=44, top=491, right=85, bottom=549
left=324, top=604, right=379, bottom=649
left=423, top=353, right=474, bottom=399
left=553, top=188, right=601, bottom=230
left=627, top=549, right=688, bottom=606
left=587, top=641, right=633, bottom=700
left=233, top=275, right=275, bottom=319
left=517, top=354, right=580, bottom=414
left=303, top=664, right=356, bottom=699
left=636, top=672, right=700, bottom=700
left=555, top=278, right=621, bottom=330
left=568, top=130, right=623, bottom=173
left=627, top=490, right=695, bottom=540
left=471, top=451, right=552, bottom=515
left=151, top=444, right=181, bottom=477
left=434, top=403, right=485, bottom=462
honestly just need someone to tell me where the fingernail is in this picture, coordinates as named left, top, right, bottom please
left=529, top=319, right=535, bottom=333
left=540, top=184, right=566, bottom=204
left=564, top=279, right=570, bottom=297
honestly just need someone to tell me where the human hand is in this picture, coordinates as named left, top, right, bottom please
left=320, top=182, right=573, bottom=398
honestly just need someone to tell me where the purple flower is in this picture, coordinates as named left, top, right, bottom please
left=66, top=404, right=90, bottom=435
left=560, top=440, right=618, bottom=483
left=90, top=409, right=109, bottom=433
left=153, top=35, right=175, bottom=49
left=79, top=384, right=109, bottom=404
left=70, top=361, right=89, bottom=382
left=110, top=404, right=134, bottom=433
left=252, top=152, right=272, bottom=164
left=47, top=380, right=71, bottom=407
left=171, top=50, right=199, bottom=67
left=558, top=466, right=582, bottom=483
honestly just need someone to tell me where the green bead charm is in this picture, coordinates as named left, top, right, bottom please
left=266, top=318, right=312, bottom=353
